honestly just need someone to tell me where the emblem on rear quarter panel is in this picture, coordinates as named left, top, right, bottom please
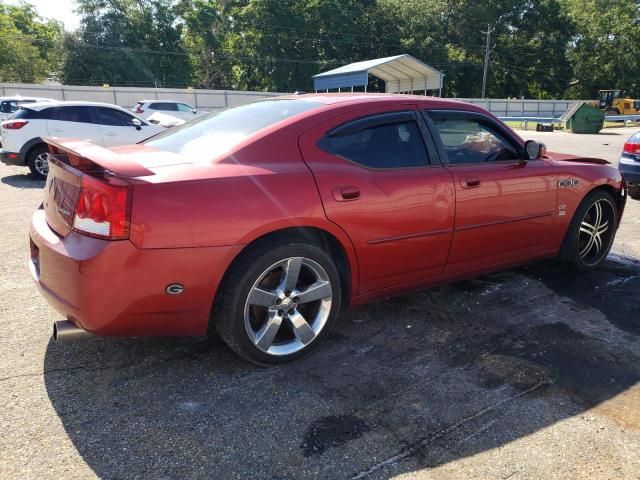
left=166, top=284, right=185, bottom=295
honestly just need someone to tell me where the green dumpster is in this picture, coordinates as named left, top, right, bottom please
left=561, top=102, right=605, bottom=134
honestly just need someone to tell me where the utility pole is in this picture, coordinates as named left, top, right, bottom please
left=481, top=24, right=495, bottom=99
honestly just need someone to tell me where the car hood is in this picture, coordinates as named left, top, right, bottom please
left=546, top=151, right=610, bottom=165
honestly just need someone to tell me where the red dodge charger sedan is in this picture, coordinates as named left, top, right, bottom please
left=29, top=95, right=626, bottom=365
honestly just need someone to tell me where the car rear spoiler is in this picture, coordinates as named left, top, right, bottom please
left=44, top=138, right=156, bottom=178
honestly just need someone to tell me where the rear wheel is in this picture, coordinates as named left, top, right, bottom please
left=214, top=241, right=341, bottom=365
left=27, top=145, right=49, bottom=179
left=559, top=190, right=618, bottom=270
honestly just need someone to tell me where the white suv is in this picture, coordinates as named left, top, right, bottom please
left=0, top=101, right=163, bottom=178
left=0, top=96, right=55, bottom=121
left=132, top=100, right=205, bottom=121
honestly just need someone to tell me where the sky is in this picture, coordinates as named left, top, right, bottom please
left=5, top=0, right=81, bottom=30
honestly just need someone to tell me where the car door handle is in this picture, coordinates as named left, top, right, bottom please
left=49, top=128, right=63, bottom=133
left=333, top=186, right=361, bottom=201
left=104, top=132, right=117, bottom=136
left=462, top=177, right=481, bottom=188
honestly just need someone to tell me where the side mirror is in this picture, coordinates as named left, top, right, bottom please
left=132, top=118, right=142, bottom=130
left=192, top=109, right=197, bottom=114
left=524, top=140, right=547, bottom=160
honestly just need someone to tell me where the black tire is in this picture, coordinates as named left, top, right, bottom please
left=213, top=240, right=342, bottom=365
left=558, top=189, right=618, bottom=270
left=628, top=185, right=640, bottom=200
left=27, top=145, right=49, bottom=179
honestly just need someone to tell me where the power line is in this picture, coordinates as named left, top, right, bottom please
left=481, top=24, right=495, bottom=98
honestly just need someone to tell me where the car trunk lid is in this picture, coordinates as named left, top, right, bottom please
left=43, top=138, right=152, bottom=238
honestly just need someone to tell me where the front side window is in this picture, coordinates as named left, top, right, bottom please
left=50, top=106, right=92, bottom=123
left=94, top=107, right=137, bottom=126
left=177, top=103, right=194, bottom=112
left=318, top=114, right=429, bottom=169
left=145, top=99, right=323, bottom=160
left=428, top=113, right=519, bottom=164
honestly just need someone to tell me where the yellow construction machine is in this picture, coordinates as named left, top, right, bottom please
left=594, top=89, right=640, bottom=115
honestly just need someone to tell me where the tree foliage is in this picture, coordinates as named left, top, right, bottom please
left=61, top=0, right=191, bottom=86
left=5, top=0, right=640, bottom=99
left=0, top=1, right=64, bottom=82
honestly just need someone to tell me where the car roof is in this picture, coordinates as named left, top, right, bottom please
left=20, top=100, right=129, bottom=111
left=138, top=100, right=190, bottom=104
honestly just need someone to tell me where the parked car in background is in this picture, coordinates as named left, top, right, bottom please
left=0, top=101, right=163, bottom=178
left=132, top=100, right=204, bottom=121
left=619, top=132, right=640, bottom=199
left=29, top=94, right=626, bottom=365
left=146, top=111, right=186, bottom=128
left=0, top=96, right=55, bottom=121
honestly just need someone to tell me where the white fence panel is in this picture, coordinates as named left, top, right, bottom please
left=0, top=83, right=586, bottom=117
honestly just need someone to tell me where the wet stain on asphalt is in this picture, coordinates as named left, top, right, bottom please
left=524, top=260, right=640, bottom=336
left=301, top=414, right=370, bottom=457
left=445, top=321, right=639, bottom=406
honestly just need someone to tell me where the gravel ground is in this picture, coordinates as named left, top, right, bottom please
left=1, top=128, right=639, bottom=480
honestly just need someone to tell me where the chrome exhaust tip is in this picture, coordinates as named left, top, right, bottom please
left=53, top=320, right=93, bottom=342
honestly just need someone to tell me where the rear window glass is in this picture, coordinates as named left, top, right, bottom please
left=10, top=107, right=51, bottom=120
left=145, top=99, right=323, bottom=159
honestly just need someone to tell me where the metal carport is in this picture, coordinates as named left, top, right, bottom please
left=312, top=54, right=444, bottom=96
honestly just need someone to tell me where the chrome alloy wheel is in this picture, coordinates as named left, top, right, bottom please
left=244, top=257, right=333, bottom=356
left=34, top=152, right=49, bottom=176
left=578, top=198, right=615, bottom=266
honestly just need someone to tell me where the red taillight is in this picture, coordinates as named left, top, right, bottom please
left=623, top=137, right=640, bottom=154
left=73, top=175, right=130, bottom=240
left=2, top=120, right=28, bottom=130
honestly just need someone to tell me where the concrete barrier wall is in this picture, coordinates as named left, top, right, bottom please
left=457, top=98, right=581, bottom=118
left=0, top=83, right=282, bottom=111
left=0, top=83, right=583, bottom=116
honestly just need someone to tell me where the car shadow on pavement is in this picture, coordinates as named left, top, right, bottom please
left=1, top=174, right=44, bottom=189
left=43, top=256, right=640, bottom=479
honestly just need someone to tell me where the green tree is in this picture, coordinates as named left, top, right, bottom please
left=0, top=1, right=64, bottom=82
left=563, top=0, right=640, bottom=99
left=62, top=0, right=192, bottom=86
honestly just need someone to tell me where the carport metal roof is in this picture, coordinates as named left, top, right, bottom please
left=313, top=54, right=444, bottom=94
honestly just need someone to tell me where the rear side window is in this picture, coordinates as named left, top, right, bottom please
left=177, top=103, right=193, bottom=112
left=145, top=99, right=323, bottom=160
left=0, top=101, right=16, bottom=113
left=50, top=106, right=92, bottom=124
left=94, top=107, right=137, bottom=126
left=318, top=112, right=430, bottom=169
left=150, top=102, right=178, bottom=111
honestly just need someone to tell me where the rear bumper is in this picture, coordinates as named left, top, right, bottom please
left=619, top=155, right=640, bottom=184
left=29, top=208, right=242, bottom=337
left=0, top=149, right=24, bottom=166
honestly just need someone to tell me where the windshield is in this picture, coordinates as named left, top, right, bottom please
left=144, top=98, right=323, bottom=160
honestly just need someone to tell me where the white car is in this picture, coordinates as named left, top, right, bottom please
left=0, top=96, right=55, bottom=121
left=0, top=101, right=163, bottom=178
left=132, top=99, right=205, bottom=121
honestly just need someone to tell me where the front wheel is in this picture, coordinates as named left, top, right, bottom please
left=214, top=241, right=342, bottom=365
left=559, top=190, right=618, bottom=270
left=628, top=185, right=640, bottom=200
